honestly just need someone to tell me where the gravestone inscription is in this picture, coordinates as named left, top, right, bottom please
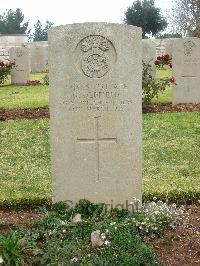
left=49, top=23, right=142, bottom=206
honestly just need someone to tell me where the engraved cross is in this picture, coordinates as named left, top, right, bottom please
left=77, top=116, right=117, bottom=181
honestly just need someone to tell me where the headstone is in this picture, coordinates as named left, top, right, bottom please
left=142, top=39, right=156, bottom=77
left=30, top=42, right=48, bottom=72
left=165, top=38, right=179, bottom=57
left=172, top=37, right=200, bottom=104
left=154, top=38, right=167, bottom=56
left=49, top=23, right=142, bottom=207
left=9, top=46, right=30, bottom=84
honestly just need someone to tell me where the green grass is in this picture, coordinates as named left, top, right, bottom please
left=0, top=70, right=173, bottom=109
left=0, top=112, right=199, bottom=206
left=153, top=68, right=172, bottom=103
left=0, top=119, right=51, bottom=206
left=143, top=112, right=200, bottom=202
left=0, top=73, right=48, bottom=109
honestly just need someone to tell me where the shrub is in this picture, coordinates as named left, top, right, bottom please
left=0, top=233, right=24, bottom=266
left=142, top=61, right=176, bottom=104
left=42, top=74, right=49, bottom=85
left=0, top=60, right=15, bottom=85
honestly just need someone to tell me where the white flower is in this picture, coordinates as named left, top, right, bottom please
left=0, top=256, right=4, bottom=264
left=101, top=233, right=106, bottom=240
left=110, top=222, right=116, bottom=226
left=104, top=240, right=110, bottom=246
left=105, top=229, right=109, bottom=233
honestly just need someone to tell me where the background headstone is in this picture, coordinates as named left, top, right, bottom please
left=29, top=42, right=48, bottom=73
left=142, top=39, right=156, bottom=77
left=172, top=37, right=200, bottom=104
left=10, top=46, right=30, bottom=84
left=49, top=23, right=142, bottom=206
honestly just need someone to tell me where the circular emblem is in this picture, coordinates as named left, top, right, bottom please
left=74, top=35, right=116, bottom=79
left=82, top=49, right=109, bottom=78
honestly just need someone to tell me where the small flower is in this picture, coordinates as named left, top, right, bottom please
left=163, top=53, right=170, bottom=61
left=101, top=233, right=106, bottom=240
left=104, top=240, right=110, bottom=246
left=154, top=60, right=160, bottom=65
left=71, top=256, right=78, bottom=263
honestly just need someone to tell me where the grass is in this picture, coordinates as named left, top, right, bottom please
left=0, top=70, right=172, bottom=109
left=143, top=112, right=200, bottom=202
left=153, top=68, right=172, bottom=103
left=0, top=73, right=48, bottom=109
left=0, top=112, right=199, bottom=206
left=0, top=119, right=51, bottom=206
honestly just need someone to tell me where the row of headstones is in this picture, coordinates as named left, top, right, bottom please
left=0, top=42, right=48, bottom=84
left=143, top=38, right=200, bottom=104
left=2, top=36, right=200, bottom=104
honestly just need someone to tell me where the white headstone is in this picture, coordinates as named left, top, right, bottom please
left=142, top=39, right=156, bottom=77
left=30, top=42, right=48, bottom=72
left=172, top=38, right=200, bottom=104
left=10, top=46, right=30, bottom=85
left=49, top=23, right=142, bottom=207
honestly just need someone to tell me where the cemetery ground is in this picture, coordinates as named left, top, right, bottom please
left=0, top=70, right=200, bottom=265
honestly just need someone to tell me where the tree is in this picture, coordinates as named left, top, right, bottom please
left=32, top=20, right=54, bottom=41
left=0, top=8, right=29, bottom=34
left=171, top=0, right=200, bottom=36
left=124, top=0, right=168, bottom=38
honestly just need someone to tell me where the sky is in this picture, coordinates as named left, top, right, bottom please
left=0, top=0, right=172, bottom=30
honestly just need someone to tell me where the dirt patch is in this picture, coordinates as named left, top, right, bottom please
left=0, top=103, right=200, bottom=121
left=0, top=205, right=199, bottom=265
left=0, top=108, right=49, bottom=121
left=0, top=210, right=43, bottom=234
left=143, top=205, right=200, bottom=266
left=143, top=103, right=200, bottom=113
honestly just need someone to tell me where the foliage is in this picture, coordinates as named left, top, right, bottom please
left=0, top=8, right=29, bottom=35
left=0, top=233, right=24, bottom=265
left=31, top=20, right=54, bottom=41
left=142, top=60, right=175, bottom=104
left=0, top=199, right=185, bottom=265
left=0, top=60, right=15, bottom=85
left=156, top=32, right=182, bottom=38
left=171, top=0, right=200, bottom=36
left=124, top=0, right=167, bottom=38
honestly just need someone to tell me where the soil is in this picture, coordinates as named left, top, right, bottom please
left=143, top=205, right=200, bottom=266
left=142, top=103, right=200, bottom=113
left=0, top=205, right=199, bottom=265
left=0, top=103, right=200, bottom=121
left=0, top=107, right=49, bottom=121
